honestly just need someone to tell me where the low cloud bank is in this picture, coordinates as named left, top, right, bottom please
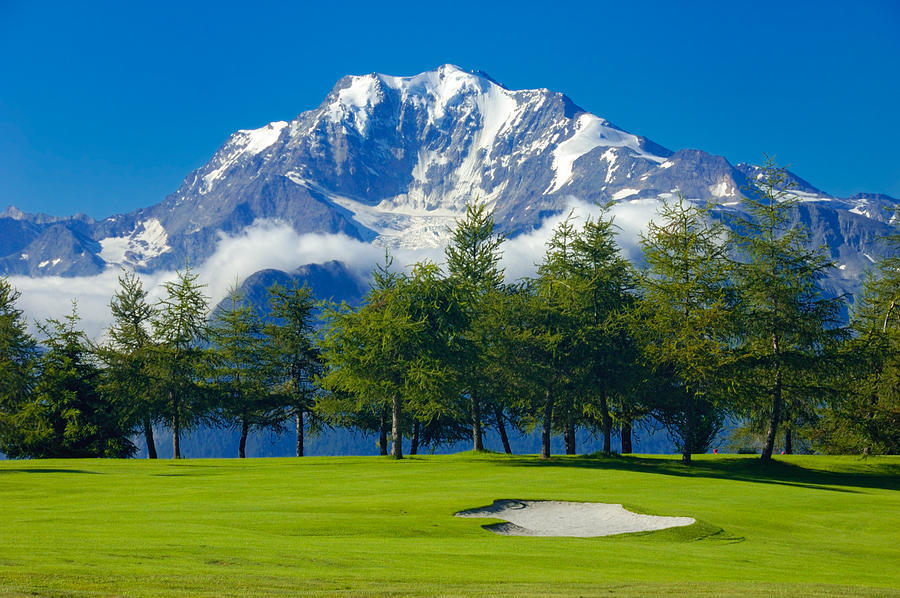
left=10, top=198, right=664, bottom=339
left=501, top=197, right=661, bottom=280
left=10, top=222, right=383, bottom=339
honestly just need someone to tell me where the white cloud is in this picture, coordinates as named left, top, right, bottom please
left=500, top=197, right=662, bottom=280
left=607, top=197, right=666, bottom=260
left=11, top=269, right=167, bottom=341
left=9, top=202, right=665, bottom=340
left=196, top=221, right=377, bottom=305
left=10, top=222, right=376, bottom=340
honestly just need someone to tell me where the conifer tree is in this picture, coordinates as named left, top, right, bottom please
left=838, top=211, right=900, bottom=453
left=635, top=195, right=735, bottom=464
left=569, top=213, right=636, bottom=454
left=266, top=282, right=322, bottom=457
left=486, top=217, right=582, bottom=459
left=0, top=278, right=38, bottom=456
left=101, top=270, right=159, bottom=458
left=320, top=258, right=461, bottom=459
left=730, top=157, right=845, bottom=461
left=151, top=266, right=210, bottom=459
left=444, top=201, right=505, bottom=451
left=319, top=258, right=420, bottom=459
left=209, top=287, right=278, bottom=458
left=10, top=305, right=134, bottom=458
left=536, top=215, right=583, bottom=455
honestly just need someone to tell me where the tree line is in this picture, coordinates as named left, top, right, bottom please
left=1, top=159, right=897, bottom=463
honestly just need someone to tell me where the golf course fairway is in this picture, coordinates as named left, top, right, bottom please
left=1, top=453, right=897, bottom=597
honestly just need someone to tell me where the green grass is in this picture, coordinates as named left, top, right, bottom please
left=1, top=452, right=898, bottom=597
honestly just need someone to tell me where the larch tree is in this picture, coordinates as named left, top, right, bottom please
left=444, top=201, right=505, bottom=452
left=569, top=212, right=636, bottom=454
left=491, top=216, right=582, bottom=460
left=537, top=214, right=586, bottom=455
left=635, top=195, right=736, bottom=465
left=729, top=157, right=845, bottom=462
left=319, top=258, right=422, bottom=459
left=209, top=287, right=279, bottom=458
left=320, top=258, right=461, bottom=459
left=0, top=278, right=38, bottom=456
left=100, top=270, right=159, bottom=458
left=265, top=281, right=322, bottom=457
left=151, top=266, right=210, bottom=459
left=14, top=306, right=135, bottom=458
left=837, top=210, right=900, bottom=454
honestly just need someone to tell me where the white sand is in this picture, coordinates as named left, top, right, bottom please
left=455, top=499, right=695, bottom=537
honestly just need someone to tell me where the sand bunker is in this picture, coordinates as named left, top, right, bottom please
left=455, top=499, right=695, bottom=537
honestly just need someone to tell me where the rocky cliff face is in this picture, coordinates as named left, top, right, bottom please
left=2, top=65, right=895, bottom=301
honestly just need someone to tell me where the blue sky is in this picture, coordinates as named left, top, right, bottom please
left=1, top=0, right=898, bottom=219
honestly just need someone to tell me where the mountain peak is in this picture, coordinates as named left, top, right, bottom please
left=1, top=206, right=26, bottom=220
left=3, top=66, right=896, bottom=299
left=373, top=64, right=502, bottom=88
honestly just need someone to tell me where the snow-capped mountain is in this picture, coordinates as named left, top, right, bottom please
left=2, top=65, right=896, bottom=298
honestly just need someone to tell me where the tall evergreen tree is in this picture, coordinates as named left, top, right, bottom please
left=444, top=201, right=505, bottom=451
left=319, top=258, right=461, bottom=459
left=729, top=157, right=845, bottom=462
left=100, top=270, right=159, bottom=458
left=266, top=282, right=322, bottom=457
left=9, top=306, right=135, bottom=458
left=209, top=287, right=279, bottom=458
left=635, top=196, right=735, bottom=464
left=536, top=215, right=584, bottom=455
left=151, top=266, right=210, bottom=459
left=569, top=213, right=636, bottom=454
left=319, top=258, right=420, bottom=459
left=487, top=278, right=566, bottom=459
left=837, top=211, right=900, bottom=454
left=486, top=217, right=582, bottom=459
left=0, top=278, right=38, bottom=456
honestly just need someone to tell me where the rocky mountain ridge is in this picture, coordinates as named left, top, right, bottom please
left=2, top=65, right=895, bottom=303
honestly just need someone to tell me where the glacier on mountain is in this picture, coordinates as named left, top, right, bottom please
left=98, top=218, right=171, bottom=267
left=0, top=62, right=895, bottom=331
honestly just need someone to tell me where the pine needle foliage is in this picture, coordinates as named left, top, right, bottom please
left=0, top=278, right=38, bottom=456
left=729, top=156, right=846, bottom=461
left=99, top=270, right=159, bottom=458
left=837, top=210, right=900, bottom=453
left=266, top=281, right=323, bottom=457
left=635, top=195, right=736, bottom=464
left=151, top=265, right=210, bottom=459
left=444, top=201, right=505, bottom=451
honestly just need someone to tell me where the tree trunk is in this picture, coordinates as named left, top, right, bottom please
left=295, top=410, right=304, bottom=457
left=682, top=406, right=693, bottom=465
left=391, top=394, right=403, bottom=459
left=495, top=406, right=512, bottom=454
left=471, top=392, right=483, bottom=451
left=143, top=418, right=157, bottom=459
left=784, top=426, right=793, bottom=455
left=761, top=333, right=783, bottom=463
left=600, top=389, right=612, bottom=454
left=621, top=419, right=633, bottom=454
left=761, top=375, right=782, bottom=462
left=565, top=409, right=576, bottom=455
left=378, top=407, right=388, bottom=456
left=541, top=390, right=553, bottom=460
left=172, top=391, right=181, bottom=459
left=410, top=419, right=420, bottom=455
left=239, top=418, right=248, bottom=459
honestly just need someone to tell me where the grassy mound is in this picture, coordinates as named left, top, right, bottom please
left=1, top=453, right=897, bottom=597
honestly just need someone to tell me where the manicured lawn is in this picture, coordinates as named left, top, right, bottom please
left=1, top=453, right=898, bottom=596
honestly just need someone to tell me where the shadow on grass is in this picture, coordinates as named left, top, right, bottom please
left=492, top=454, right=900, bottom=493
left=0, top=468, right=102, bottom=474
